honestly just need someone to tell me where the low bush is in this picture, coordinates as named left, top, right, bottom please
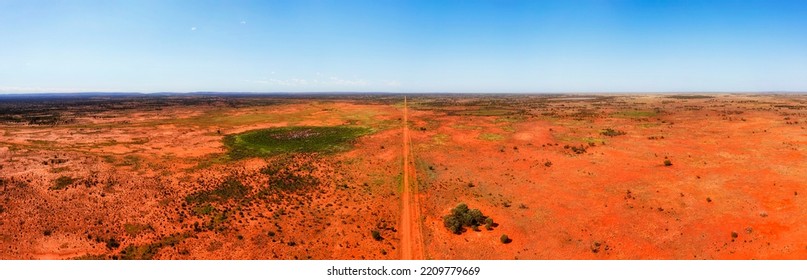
left=500, top=234, right=511, bottom=244
left=443, top=203, right=490, bottom=234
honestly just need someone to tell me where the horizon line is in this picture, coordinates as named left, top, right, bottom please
left=1, top=91, right=807, bottom=96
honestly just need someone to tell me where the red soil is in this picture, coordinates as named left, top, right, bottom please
left=0, top=94, right=804, bottom=259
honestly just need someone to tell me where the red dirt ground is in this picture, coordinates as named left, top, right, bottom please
left=0, top=94, right=804, bottom=259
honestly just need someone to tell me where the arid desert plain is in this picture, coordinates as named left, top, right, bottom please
left=0, top=93, right=805, bottom=260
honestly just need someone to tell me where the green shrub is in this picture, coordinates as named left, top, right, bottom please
left=443, top=203, right=490, bottom=234
left=105, top=237, right=120, bottom=249
left=500, top=234, right=511, bottom=244
left=371, top=230, right=382, bottom=241
left=484, top=218, right=494, bottom=230
left=50, top=176, right=75, bottom=190
left=664, top=159, right=672, bottom=166
left=601, top=128, right=626, bottom=137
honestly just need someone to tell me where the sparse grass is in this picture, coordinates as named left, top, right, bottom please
left=224, top=126, right=372, bottom=159
left=118, top=155, right=141, bottom=169
left=185, top=177, right=249, bottom=205
left=259, top=155, right=321, bottom=192
left=50, top=166, right=70, bottom=173
left=494, top=115, right=526, bottom=123
left=101, top=155, right=116, bottom=164
left=119, top=233, right=191, bottom=260
left=666, top=95, right=714, bottom=99
left=639, top=123, right=660, bottom=128
left=50, top=176, right=75, bottom=190
left=71, top=254, right=107, bottom=260
left=124, top=223, right=154, bottom=237
left=453, top=108, right=518, bottom=117
left=564, top=144, right=588, bottom=154
left=478, top=133, right=504, bottom=141
left=192, top=204, right=216, bottom=216
left=171, top=107, right=314, bottom=128
left=452, top=124, right=484, bottom=130
left=432, top=133, right=449, bottom=145
left=613, top=110, right=657, bottom=118
left=600, top=128, right=627, bottom=137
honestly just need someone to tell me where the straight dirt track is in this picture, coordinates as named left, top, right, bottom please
left=401, top=96, right=425, bottom=260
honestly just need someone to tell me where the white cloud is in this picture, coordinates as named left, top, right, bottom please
left=240, top=20, right=247, bottom=24
left=190, top=27, right=197, bottom=31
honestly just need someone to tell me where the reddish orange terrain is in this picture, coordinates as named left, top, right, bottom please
left=0, top=93, right=805, bottom=260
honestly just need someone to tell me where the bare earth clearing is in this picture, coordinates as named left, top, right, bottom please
left=0, top=93, right=805, bottom=259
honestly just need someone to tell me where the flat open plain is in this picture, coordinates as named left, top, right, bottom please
left=0, top=93, right=804, bottom=259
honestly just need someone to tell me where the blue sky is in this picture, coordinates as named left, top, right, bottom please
left=1, top=0, right=805, bottom=93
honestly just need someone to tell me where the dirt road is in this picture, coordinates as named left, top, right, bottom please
left=400, top=96, right=425, bottom=260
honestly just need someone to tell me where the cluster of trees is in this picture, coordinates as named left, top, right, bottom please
left=443, top=203, right=494, bottom=234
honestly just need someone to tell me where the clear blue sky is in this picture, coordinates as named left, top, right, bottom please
left=1, top=0, right=805, bottom=93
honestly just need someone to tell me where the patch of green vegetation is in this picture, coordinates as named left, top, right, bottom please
left=27, top=139, right=56, bottom=146
left=613, top=110, right=657, bottom=118
left=639, top=123, right=660, bottom=128
left=259, top=155, right=321, bottom=193
left=119, top=244, right=156, bottom=260
left=432, top=133, right=449, bottom=145
left=224, top=126, right=372, bottom=159
left=416, top=159, right=438, bottom=181
left=118, top=155, right=141, bottom=169
left=457, top=108, right=517, bottom=117
left=168, top=105, right=325, bottom=129
left=192, top=204, right=216, bottom=216
left=119, top=233, right=192, bottom=260
left=556, top=133, right=605, bottom=145
left=101, top=155, right=116, bottom=164
left=452, top=124, right=484, bottom=130
left=50, top=176, right=75, bottom=190
left=338, top=109, right=384, bottom=127
left=494, top=116, right=525, bottom=123
left=582, top=137, right=604, bottom=144
left=50, top=166, right=70, bottom=173
left=443, top=203, right=491, bottom=234
left=124, top=223, right=153, bottom=237
left=71, top=254, right=107, bottom=260
left=188, top=153, right=228, bottom=171
left=394, top=173, right=403, bottom=194
left=666, top=95, right=714, bottom=99
left=600, top=128, right=627, bottom=137
left=192, top=209, right=230, bottom=232
left=129, top=137, right=149, bottom=145
left=185, top=177, right=249, bottom=205
left=478, top=133, right=504, bottom=141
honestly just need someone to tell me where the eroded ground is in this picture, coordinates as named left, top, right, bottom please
left=1, top=93, right=805, bottom=259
